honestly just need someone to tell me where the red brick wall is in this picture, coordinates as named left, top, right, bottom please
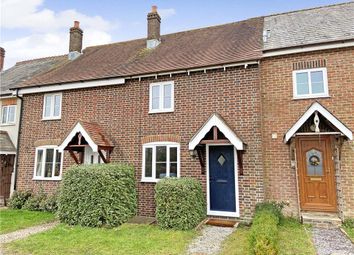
left=16, top=66, right=264, bottom=219
left=260, top=47, right=354, bottom=218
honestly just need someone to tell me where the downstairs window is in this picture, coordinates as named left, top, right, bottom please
left=33, top=146, right=62, bottom=180
left=142, top=142, right=180, bottom=182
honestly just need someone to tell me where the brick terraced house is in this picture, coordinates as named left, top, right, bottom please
left=8, top=3, right=354, bottom=223
left=0, top=49, right=67, bottom=206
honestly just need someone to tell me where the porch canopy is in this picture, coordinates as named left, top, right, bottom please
left=189, top=113, right=245, bottom=151
left=188, top=113, right=245, bottom=175
left=0, top=131, right=16, bottom=155
left=58, top=121, right=114, bottom=164
left=284, top=102, right=353, bottom=143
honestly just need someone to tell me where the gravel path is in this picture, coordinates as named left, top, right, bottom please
left=312, top=228, right=354, bottom=255
left=187, top=225, right=236, bottom=255
left=0, top=221, right=59, bottom=244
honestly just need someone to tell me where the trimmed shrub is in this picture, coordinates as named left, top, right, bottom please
left=40, top=193, right=59, bottom=212
left=155, top=177, right=206, bottom=230
left=58, top=163, right=137, bottom=228
left=249, top=210, right=279, bottom=255
left=23, top=190, right=46, bottom=211
left=249, top=201, right=286, bottom=255
left=255, top=201, right=285, bottom=221
left=8, top=190, right=32, bottom=209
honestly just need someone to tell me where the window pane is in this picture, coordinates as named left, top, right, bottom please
left=53, top=95, right=61, bottom=117
left=2, top=106, right=8, bottom=123
left=156, top=146, right=166, bottom=162
left=54, top=151, right=61, bottom=177
left=152, top=98, right=159, bottom=110
left=144, top=148, right=153, bottom=177
left=170, top=163, right=177, bottom=177
left=156, top=163, right=166, bottom=179
left=44, top=96, right=52, bottom=117
left=311, top=71, right=325, bottom=94
left=163, top=84, right=172, bottom=109
left=296, top=72, right=309, bottom=95
left=170, top=147, right=177, bottom=162
left=152, top=86, right=160, bottom=110
left=8, top=106, right=15, bottom=123
left=44, top=149, right=54, bottom=177
left=306, top=149, right=323, bottom=176
left=36, top=150, right=44, bottom=176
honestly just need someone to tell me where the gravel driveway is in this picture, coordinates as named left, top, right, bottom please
left=312, top=228, right=354, bottom=255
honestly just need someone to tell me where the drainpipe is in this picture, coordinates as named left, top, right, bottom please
left=13, top=89, right=23, bottom=191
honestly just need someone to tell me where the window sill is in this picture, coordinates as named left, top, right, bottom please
left=0, top=123, right=16, bottom=126
left=42, top=117, right=61, bottom=121
left=148, top=109, right=174, bottom=114
left=293, top=95, right=330, bottom=100
left=140, top=179, right=159, bottom=183
left=32, top=177, right=62, bottom=181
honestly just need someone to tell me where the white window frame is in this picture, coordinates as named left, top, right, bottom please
left=149, top=81, right=174, bottom=113
left=1, top=105, right=16, bottom=125
left=141, top=142, right=180, bottom=182
left=293, top=68, right=329, bottom=99
left=42, top=93, right=62, bottom=120
left=33, top=145, right=63, bottom=181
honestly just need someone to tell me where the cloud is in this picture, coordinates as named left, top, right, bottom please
left=158, top=8, right=176, bottom=19
left=0, top=0, right=114, bottom=69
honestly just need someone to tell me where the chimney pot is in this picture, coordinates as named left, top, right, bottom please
left=0, top=47, right=5, bottom=71
left=69, top=20, right=83, bottom=55
left=151, top=5, right=157, bottom=13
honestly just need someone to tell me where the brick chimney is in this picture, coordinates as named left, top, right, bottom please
left=0, top=47, right=5, bottom=71
left=147, top=6, right=161, bottom=49
left=69, top=21, right=83, bottom=59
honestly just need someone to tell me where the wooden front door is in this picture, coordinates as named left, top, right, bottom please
left=0, top=154, right=15, bottom=205
left=296, top=136, right=337, bottom=212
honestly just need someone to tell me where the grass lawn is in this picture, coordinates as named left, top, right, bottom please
left=0, top=209, right=55, bottom=234
left=220, top=218, right=316, bottom=255
left=343, top=227, right=354, bottom=242
left=4, top=223, right=196, bottom=255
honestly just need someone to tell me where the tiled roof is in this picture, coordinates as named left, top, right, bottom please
left=17, top=17, right=263, bottom=88
left=0, top=131, right=16, bottom=152
left=263, top=2, right=354, bottom=51
left=0, top=55, right=68, bottom=95
left=79, top=121, right=114, bottom=148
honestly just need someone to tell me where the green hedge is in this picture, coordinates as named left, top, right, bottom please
left=155, top=177, right=206, bottom=230
left=8, top=190, right=32, bottom=209
left=57, top=164, right=137, bottom=228
left=249, top=202, right=284, bottom=255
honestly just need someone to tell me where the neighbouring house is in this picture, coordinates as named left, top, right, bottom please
left=0, top=48, right=67, bottom=205
left=9, top=3, right=354, bottom=223
left=260, top=3, right=354, bottom=221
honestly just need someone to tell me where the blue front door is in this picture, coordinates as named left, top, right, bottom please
left=209, top=145, right=236, bottom=213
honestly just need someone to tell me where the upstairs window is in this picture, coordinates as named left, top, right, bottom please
left=43, top=93, right=62, bottom=120
left=142, top=142, right=180, bottom=182
left=149, top=81, right=174, bottom=113
left=34, top=146, right=62, bottom=180
left=293, top=68, right=328, bottom=99
left=1, top=105, right=16, bottom=125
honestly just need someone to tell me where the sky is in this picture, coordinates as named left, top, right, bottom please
left=0, top=0, right=351, bottom=69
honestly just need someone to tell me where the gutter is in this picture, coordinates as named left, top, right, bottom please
left=12, top=60, right=260, bottom=95
left=13, top=89, right=23, bottom=191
